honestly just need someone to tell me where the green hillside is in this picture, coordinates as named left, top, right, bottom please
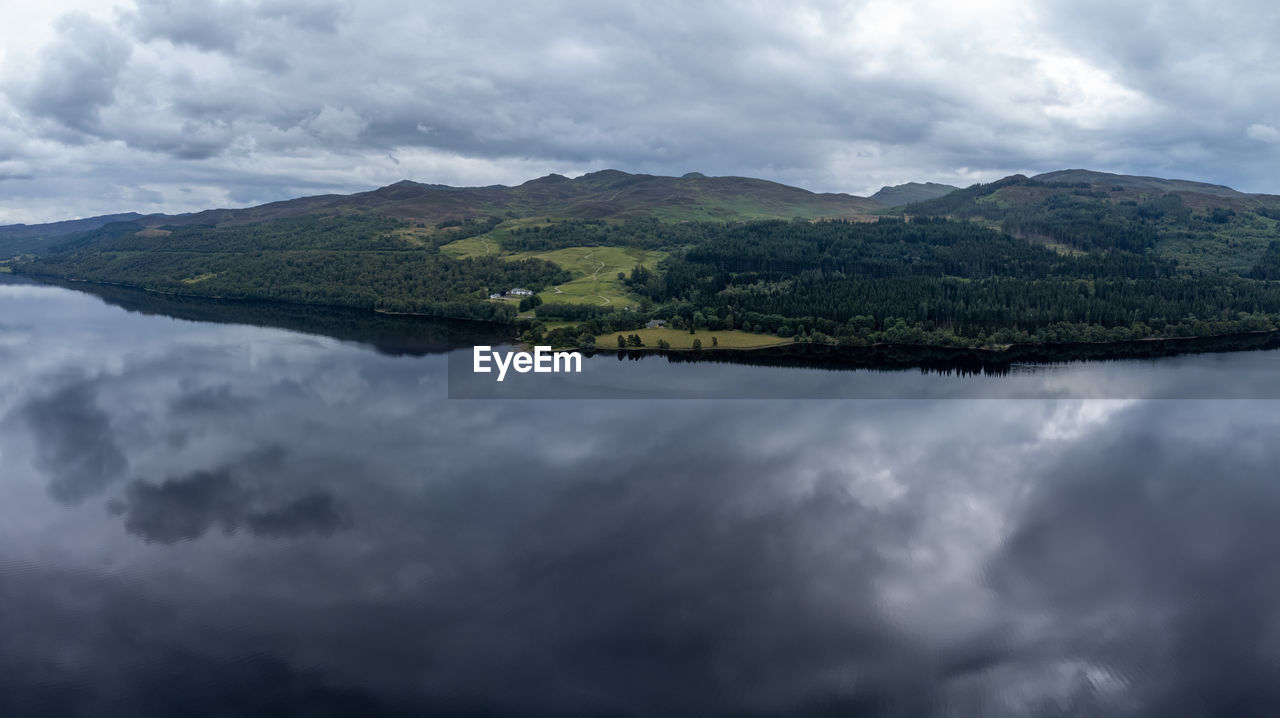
left=899, top=172, right=1280, bottom=274
left=14, top=214, right=571, bottom=323
left=0, top=170, right=882, bottom=263
left=1032, top=169, right=1248, bottom=200
left=136, top=169, right=882, bottom=231
left=0, top=212, right=147, bottom=258
left=14, top=168, right=1280, bottom=353
left=869, top=182, right=960, bottom=207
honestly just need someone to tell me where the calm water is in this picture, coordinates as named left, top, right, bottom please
left=5, top=278, right=1280, bottom=716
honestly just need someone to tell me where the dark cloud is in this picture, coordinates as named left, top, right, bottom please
left=244, top=492, right=345, bottom=538
left=114, top=446, right=348, bottom=544
left=127, top=0, right=345, bottom=53
left=128, top=0, right=245, bottom=52
left=16, top=14, right=132, bottom=135
left=115, top=468, right=244, bottom=543
left=255, top=0, right=346, bottom=34
left=168, top=383, right=246, bottom=414
left=0, top=567, right=401, bottom=718
left=16, top=381, right=128, bottom=504
left=985, top=406, right=1280, bottom=716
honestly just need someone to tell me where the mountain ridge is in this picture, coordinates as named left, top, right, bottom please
left=869, top=182, right=960, bottom=206
left=1030, top=169, right=1250, bottom=199
left=7, top=168, right=1280, bottom=262
left=141, top=170, right=886, bottom=231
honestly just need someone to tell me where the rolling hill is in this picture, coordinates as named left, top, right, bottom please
left=0, top=212, right=149, bottom=258
left=898, top=170, right=1280, bottom=274
left=1032, top=169, right=1250, bottom=201
left=0, top=170, right=889, bottom=261
left=12, top=167, right=1280, bottom=353
left=139, top=170, right=885, bottom=231
left=869, top=182, right=960, bottom=207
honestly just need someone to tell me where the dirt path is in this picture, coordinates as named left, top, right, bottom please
left=547, top=249, right=612, bottom=303
left=588, top=250, right=609, bottom=303
left=583, top=249, right=607, bottom=281
left=584, top=250, right=609, bottom=304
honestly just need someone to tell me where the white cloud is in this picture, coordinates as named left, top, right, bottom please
left=1246, top=123, right=1280, bottom=144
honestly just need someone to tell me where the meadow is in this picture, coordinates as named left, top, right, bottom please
left=597, top=327, right=791, bottom=350
left=513, top=246, right=665, bottom=307
left=442, top=233, right=665, bottom=308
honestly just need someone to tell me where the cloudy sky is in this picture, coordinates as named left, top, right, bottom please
left=2, top=0, right=1279, bottom=224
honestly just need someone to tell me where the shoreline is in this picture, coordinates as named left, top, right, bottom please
left=581, top=329, right=1280, bottom=370
left=585, top=327, right=1280, bottom=355
left=19, top=272, right=1280, bottom=368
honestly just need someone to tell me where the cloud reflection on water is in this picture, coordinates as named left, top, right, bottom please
left=2, top=284, right=1280, bottom=716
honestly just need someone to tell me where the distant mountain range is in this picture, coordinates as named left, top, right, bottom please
left=0, top=170, right=952, bottom=258
left=0, top=212, right=147, bottom=257
left=3, top=168, right=1278, bottom=262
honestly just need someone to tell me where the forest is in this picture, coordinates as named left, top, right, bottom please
left=18, top=215, right=571, bottom=322
left=529, top=214, right=1280, bottom=349
left=15, top=195, right=1280, bottom=350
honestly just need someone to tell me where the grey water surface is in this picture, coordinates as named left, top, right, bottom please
left=4, top=277, right=1280, bottom=717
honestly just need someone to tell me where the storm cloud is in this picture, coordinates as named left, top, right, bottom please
left=1, top=0, right=1279, bottom=223
left=112, top=448, right=350, bottom=544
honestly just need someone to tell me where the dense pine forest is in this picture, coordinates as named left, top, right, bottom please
left=602, top=217, right=1280, bottom=349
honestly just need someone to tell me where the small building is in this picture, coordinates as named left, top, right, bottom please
left=489, top=293, right=504, bottom=300
left=509, top=288, right=534, bottom=296
left=645, top=319, right=667, bottom=329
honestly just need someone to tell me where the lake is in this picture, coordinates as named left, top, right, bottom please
left=4, top=277, right=1280, bottom=716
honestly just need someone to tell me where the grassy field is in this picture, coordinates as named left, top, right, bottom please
left=438, top=217, right=560, bottom=259
left=439, top=233, right=666, bottom=307
left=596, top=327, right=791, bottom=350
left=514, top=246, right=665, bottom=308
left=439, top=235, right=500, bottom=258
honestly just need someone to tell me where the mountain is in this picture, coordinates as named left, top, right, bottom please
left=899, top=171, right=1280, bottom=274
left=0, top=212, right=146, bottom=240
left=1, top=171, right=888, bottom=261
left=0, top=171, right=890, bottom=262
left=123, top=170, right=883, bottom=232
left=869, top=182, right=960, bottom=207
left=1032, top=169, right=1249, bottom=201
left=15, top=167, right=1280, bottom=352
left=0, top=212, right=147, bottom=258
left=906, top=169, right=1280, bottom=215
